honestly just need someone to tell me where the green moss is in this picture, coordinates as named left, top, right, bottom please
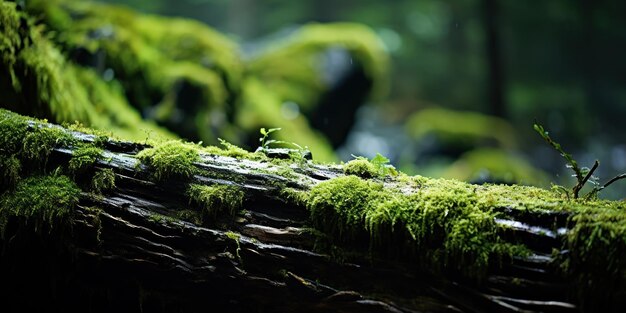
left=0, top=174, right=81, bottom=234
left=343, top=159, right=378, bottom=178
left=187, top=184, right=244, bottom=220
left=136, top=140, right=200, bottom=180
left=307, top=175, right=530, bottom=277
left=69, top=146, right=103, bottom=172
left=248, top=22, right=389, bottom=110
left=174, top=209, right=202, bottom=225
left=0, top=154, right=21, bottom=188
left=225, top=231, right=242, bottom=261
left=91, top=168, right=115, bottom=193
left=562, top=205, right=626, bottom=310
left=23, top=0, right=239, bottom=145
left=203, top=139, right=265, bottom=160
left=23, top=126, right=75, bottom=161
left=0, top=2, right=174, bottom=143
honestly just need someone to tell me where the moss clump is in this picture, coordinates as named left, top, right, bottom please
left=91, top=168, right=115, bottom=193
left=307, top=175, right=529, bottom=277
left=343, top=159, right=378, bottom=178
left=136, top=140, right=200, bottom=180
left=0, top=155, right=21, bottom=188
left=1, top=109, right=75, bottom=166
left=0, top=174, right=81, bottom=234
left=562, top=205, right=626, bottom=311
left=0, top=1, right=174, bottom=142
left=203, top=139, right=265, bottom=160
left=187, top=184, right=244, bottom=220
left=69, top=145, right=103, bottom=172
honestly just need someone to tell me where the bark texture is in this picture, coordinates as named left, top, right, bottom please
left=0, top=119, right=591, bottom=313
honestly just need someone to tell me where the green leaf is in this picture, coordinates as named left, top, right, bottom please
left=371, top=153, right=390, bottom=166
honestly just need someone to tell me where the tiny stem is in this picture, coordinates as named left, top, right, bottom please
left=601, top=173, right=626, bottom=190
left=573, top=160, right=599, bottom=199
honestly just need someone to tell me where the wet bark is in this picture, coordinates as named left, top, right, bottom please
left=0, top=122, right=579, bottom=313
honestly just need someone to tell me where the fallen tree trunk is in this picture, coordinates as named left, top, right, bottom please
left=1, top=110, right=624, bottom=313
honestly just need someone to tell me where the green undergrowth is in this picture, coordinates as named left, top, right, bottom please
left=136, top=140, right=201, bottom=180
left=2, top=108, right=626, bottom=307
left=0, top=173, right=81, bottom=235
left=307, top=172, right=626, bottom=306
left=68, top=146, right=103, bottom=172
left=0, top=1, right=174, bottom=142
left=307, top=175, right=532, bottom=277
left=91, top=168, right=116, bottom=194
left=187, top=184, right=244, bottom=221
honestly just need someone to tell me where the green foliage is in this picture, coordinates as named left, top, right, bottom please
left=0, top=154, right=20, bottom=188
left=91, top=168, right=116, bottom=193
left=534, top=123, right=626, bottom=199
left=343, top=159, right=378, bottom=178
left=307, top=175, right=528, bottom=277
left=344, top=153, right=397, bottom=178
left=0, top=1, right=174, bottom=142
left=136, top=140, right=200, bottom=180
left=225, top=231, right=242, bottom=261
left=69, top=146, right=103, bottom=172
left=0, top=174, right=81, bottom=234
left=563, top=204, right=626, bottom=311
left=187, top=184, right=244, bottom=220
left=259, top=127, right=282, bottom=150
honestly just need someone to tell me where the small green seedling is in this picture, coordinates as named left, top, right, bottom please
left=259, top=127, right=282, bottom=150
left=534, top=123, right=626, bottom=199
left=257, top=128, right=310, bottom=157
left=350, top=153, right=398, bottom=177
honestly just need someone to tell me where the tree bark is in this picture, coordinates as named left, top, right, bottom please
left=1, top=121, right=580, bottom=313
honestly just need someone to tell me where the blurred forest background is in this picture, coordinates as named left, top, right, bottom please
left=13, top=0, right=626, bottom=198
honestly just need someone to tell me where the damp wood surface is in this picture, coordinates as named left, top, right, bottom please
left=3, top=111, right=626, bottom=312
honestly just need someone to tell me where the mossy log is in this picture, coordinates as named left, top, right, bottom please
left=1, top=110, right=625, bottom=312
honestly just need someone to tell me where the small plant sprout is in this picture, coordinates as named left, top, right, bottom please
left=257, top=127, right=309, bottom=153
left=534, top=123, right=626, bottom=199
left=349, top=153, right=398, bottom=177
left=259, top=127, right=282, bottom=150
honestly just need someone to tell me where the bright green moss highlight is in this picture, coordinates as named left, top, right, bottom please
left=22, top=126, right=75, bottom=161
left=307, top=172, right=626, bottom=304
left=0, top=109, right=75, bottom=164
left=137, top=140, right=200, bottom=180
left=308, top=176, right=531, bottom=276
left=248, top=22, right=389, bottom=109
left=561, top=204, right=626, bottom=310
left=187, top=184, right=244, bottom=219
left=91, top=168, right=115, bottom=193
left=0, top=1, right=174, bottom=143
left=69, top=146, right=103, bottom=172
left=343, top=159, right=378, bottom=178
left=23, top=0, right=238, bottom=145
left=0, top=174, right=81, bottom=234
left=203, top=139, right=265, bottom=160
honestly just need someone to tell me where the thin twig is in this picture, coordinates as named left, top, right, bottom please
left=601, top=173, right=626, bottom=190
left=573, top=160, right=599, bottom=199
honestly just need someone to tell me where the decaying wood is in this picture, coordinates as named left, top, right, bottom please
left=1, top=123, right=580, bottom=313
